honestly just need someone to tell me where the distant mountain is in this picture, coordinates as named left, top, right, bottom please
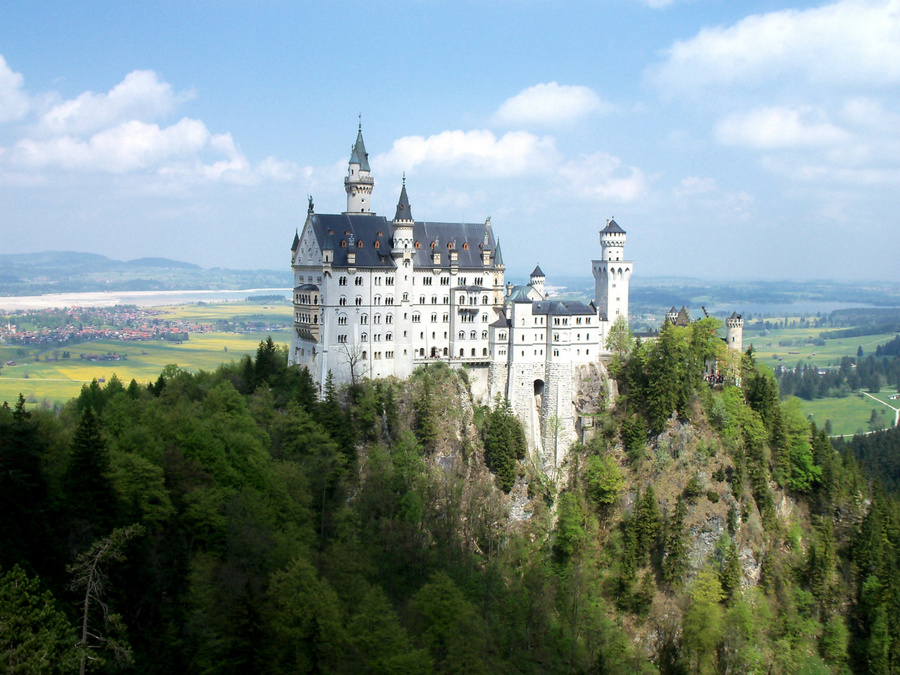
left=0, top=251, right=290, bottom=296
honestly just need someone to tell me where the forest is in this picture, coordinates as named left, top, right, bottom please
left=2, top=326, right=900, bottom=674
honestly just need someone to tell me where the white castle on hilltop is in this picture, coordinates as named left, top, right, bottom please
left=288, top=126, right=737, bottom=467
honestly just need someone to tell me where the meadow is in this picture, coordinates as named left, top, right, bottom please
left=0, top=301, right=291, bottom=407
left=746, top=321, right=899, bottom=435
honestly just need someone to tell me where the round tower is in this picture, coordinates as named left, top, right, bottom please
left=725, top=312, right=743, bottom=353
left=344, top=123, right=374, bottom=214
left=592, top=218, right=632, bottom=322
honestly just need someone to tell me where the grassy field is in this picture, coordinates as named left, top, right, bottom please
left=746, top=325, right=897, bottom=369
left=745, top=323, right=899, bottom=435
left=0, top=302, right=291, bottom=407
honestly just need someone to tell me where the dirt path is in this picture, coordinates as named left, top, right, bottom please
left=861, top=390, right=900, bottom=428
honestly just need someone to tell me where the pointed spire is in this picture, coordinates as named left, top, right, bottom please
left=291, top=229, right=300, bottom=252
left=349, top=122, right=370, bottom=171
left=494, top=239, right=504, bottom=267
left=394, top=173, right=412, bottom=221
left=531, top=264, right=545, bottom=278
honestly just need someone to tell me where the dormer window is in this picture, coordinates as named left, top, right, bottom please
left=341, top=240, right=347, bottom=248
left=463, top=242, right=469, bottom=250
left=415, top=241, right=421, bottom=249
left=374, top=241, right=380, bottom=249
left=357, top=240, right=363, bottom=248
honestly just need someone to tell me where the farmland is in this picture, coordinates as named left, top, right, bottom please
left=0, top=301, right=291, bottom=407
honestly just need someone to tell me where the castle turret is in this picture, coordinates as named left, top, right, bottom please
left=391, top=174, right=414, bottom=259
left=592, top=218, right=633, bottom=322
left=529, top=264, right=546, bottom=298
left=726, top=311, right=743, bottom=353
left=344, top=123, right=374, bottom=214
left=665, top=306, right=678, bottom=324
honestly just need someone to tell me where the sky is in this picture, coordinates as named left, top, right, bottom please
left=0, top=0, right=898, bottom=282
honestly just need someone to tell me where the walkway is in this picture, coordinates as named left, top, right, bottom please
left=861, top=390, right=900, bottom=428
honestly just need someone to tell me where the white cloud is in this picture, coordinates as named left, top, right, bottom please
left=715, top=106, right=850, bottom=149
left=377, top=129, right=559, bottom=177
left=493, top=82, right=611, bottom=126
left=651, top=0, right=900, bottom=95
left=558, top=152, right=647, bottom=202
left=37, top=70, right=191, bottom=136
left=13, top=118, right=212, bottom=173
left=635, top=0, right=677, bottom=7
left=0, top=55, right=29, bottom=123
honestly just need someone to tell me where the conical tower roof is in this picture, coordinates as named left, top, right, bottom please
left=349, top=124, right=370, bottom=171
left=394, top=175, right=412, bottom=221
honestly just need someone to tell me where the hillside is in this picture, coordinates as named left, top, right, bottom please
left=0, top=251, right=292, bottom=296
left=1, top=331, right=899, bottom=673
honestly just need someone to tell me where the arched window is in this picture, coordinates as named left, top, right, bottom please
left=458, top=330, right=465, bottom=339
left=386, top=332, right=393, bottom=341
left=459, top=348, right=464, bottom=357
left=339, top=296, right=347, bottom=307
left=483, top=348, right=488, bottom=356
left=341, top=240, right=347, bottom=248
left=481, top=331, right=488, bottom=339
left=386, top=313, right=393, bottom=324
left=463, top=242, right=469, bottom=250
left=355, top=276, right=363, bottom=286
left=470, top=331, right=477, bottom=340
left=355, top=296, right=362, bottom=306
left=361, top=333, right=368, bottom=342
left=373, top=314, right=381, bottom=324
left=339, top=276, right=347, bottom=286
left=415, top=241, right=420, bottom=249
left=374, top=241, right=380, bottom=249
left=374, top=295, right=382, bottom=305
left=482, top=296, right=488, bottom=305
left=402, top=292, right=409, bottom=302
left=357, top=240, right=363, bottom=248
left=360, top=314, right=368, bottom=325
left=431, top=295, right=437, bottom=304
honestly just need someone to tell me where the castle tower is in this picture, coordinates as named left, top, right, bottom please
left=344, top=123, right=374, bottom=214
left=391, top=175, right=414, bottom=259
left=725, top=311, right=743, bottom=353
left=665, top=306, right=678, bottom=324
left=592, top=218, right=632, bottom=323
left=529, top=264, right=546, bottom=298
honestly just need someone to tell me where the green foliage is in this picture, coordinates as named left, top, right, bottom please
left=481, top=399, right=526, bottom=492
left=584, top=454, right=625, bottom=508
left=0, top=565, right=79, bottom=673
left=554, top=492, right=587, bottom=561
left=620, top=413, right=647, bottom=463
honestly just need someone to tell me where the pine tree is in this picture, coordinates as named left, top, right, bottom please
left=662, top=499, right=688, bottom=585
left=64, top=407, right=116, bottom=535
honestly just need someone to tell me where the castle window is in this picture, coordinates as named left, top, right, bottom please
left=554, top=349, right=559, bottom=357
left=355, top=276, right=363, bottom=286
left=374, top=241, right=380, bottom=249
left=470, top=331, right=476, bottom=340
left=386, top=351, right=393, bottom=358
left=471, top=348, right=476, bottom=356
left=357, top=240, right=363, bottom=248
left=341, top=240, right=347, bottom=248
left=374, top=295, right=381, bottom=305
left=339, top=296, right=347, bottom=306
left=338, top=334, right=347, bottom=343
left=415, top=241, right=420, bottom=249
left=499, top=333, right=506, bottom=340
left=412, top=313, right=421, bottom=323
left=441, top=277, right=450, bottom=286
left=419, top=296, right=425, bottom=304
left=386, top=314, right=393, bottom=324
left=339, top=276, right=347, bottom=286
left=431, top=313, right=437, bottom=323
left=443, top=296, right=449, bottom=304
left=460, top=349, right=465, bottom=357
left=362, top=350, right=367, bottom=359
left=361, top=333, right=368, bottom=342
left=554, top=333, right=560, bottom=342
left=481, top=331, right=488, bottom=339
left=443, top=314, right=449, bottom=322
left=459, top=331, right=465, bottom=339
left=443, top=348, right=448, bottom=356
left=482, top=315, right=488, bottom=322
left=375, top=276, right=382, bottom=285
left=430, top=241, right=435, bottom=250
left=386, top=332, right=393, bottom=341
left=386, top=276, right=394, bottom=285
left=374, top=334, right=381, bottom=342
left=423, top=276, right=432, bottom=286
left=482, top=296, right=488, bottom=305
left=458, top=295, right=465, bottom=304
left=359, top=314, right=367, bottom=325
left=447, top=242, right=453, bottom=250
left=431, top=295, right=437, bottom=304
left=373, top=314, right=381, bottom=324
left=483, top=348, right=488, bottom=356
left=386, top=296, right=394, bottom=305
left=355, top=296, right=362, bottom=306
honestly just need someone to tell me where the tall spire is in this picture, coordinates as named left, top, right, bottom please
left=344, top=121, right=374, bottom=214
left=394, top=173, right=412, bottom=221
left=494, top=239, right=504, bottom=267
left=349, top=121, right=370, bottom=171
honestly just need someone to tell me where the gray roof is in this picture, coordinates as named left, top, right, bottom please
left=349, top=127, right=370, bottom=171
left=494, top=239, right=504, bottom=267
left=507, top=285, right=533, bottom=303
left=306, top=213, right=500, bottom=270
left=291, top=230, right=300, bottom=251
left=294, top=283, right=319, bottom=291
left=601, top=219, right=626, bottom=235
left=394, top=180, right=412, bottom=221
left=532, top=300, right=595, bottom=316
left=531, top=264, right=545, bottom=278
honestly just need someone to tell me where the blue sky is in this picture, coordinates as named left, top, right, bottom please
left=1, top=0, right=898, bottom=281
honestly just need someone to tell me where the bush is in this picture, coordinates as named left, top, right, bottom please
left=706, top=490, right=720, bottom=503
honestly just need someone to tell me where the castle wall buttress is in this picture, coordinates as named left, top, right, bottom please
left=540, top=361, right=577, bottom=472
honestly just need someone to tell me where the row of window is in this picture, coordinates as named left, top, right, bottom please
left=361, top=351, right=394, bottom=360
left=338, top=275, right=395, bottom=286
left=359, top=333, right=393, bottom=342
left=338, top=295, right=396, bottom=306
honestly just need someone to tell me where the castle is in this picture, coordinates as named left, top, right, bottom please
left=289, top=126, right=737, bottom=469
